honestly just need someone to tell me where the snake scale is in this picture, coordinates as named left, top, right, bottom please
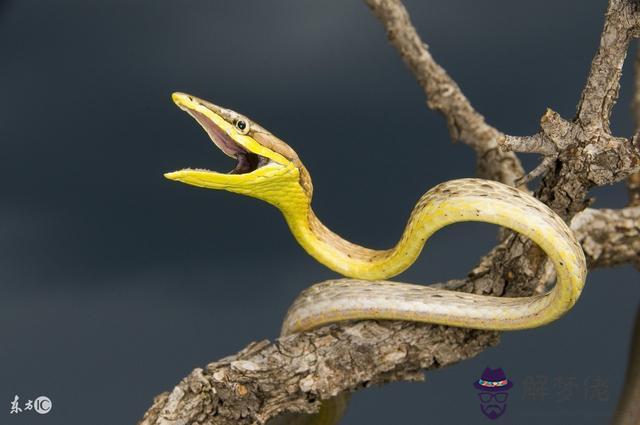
left=165, top=92, right=587, bottom=424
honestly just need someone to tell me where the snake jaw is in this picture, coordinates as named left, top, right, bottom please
left=165, top=92, right=308, bottom=201
left=166, top=92, right=276, bottom=182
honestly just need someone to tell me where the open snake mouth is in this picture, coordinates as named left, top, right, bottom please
left=183, top=108, right=269, bottom=175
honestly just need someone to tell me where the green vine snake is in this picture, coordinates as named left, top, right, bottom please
left=165, top=92, right=587, bottom=425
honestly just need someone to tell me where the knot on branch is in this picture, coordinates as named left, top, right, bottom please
left=501, top=107, right=640, bottom=196
left=540, top=108, right=573, bottom=151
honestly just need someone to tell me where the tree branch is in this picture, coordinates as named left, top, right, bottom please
left=137, top=204, right=639, bottom=425
left=138, top=319, right=498, bottom=425
left=630, top=172, right=640, bottom=206
left=610, top=39, right=640, bottom=425
left=139, top=0, right=640, bottom=423
left=571, top=206, right=640, bottom=270
left=613, top=304, right=640, bottom=425
left=628, top=39, right=640, bottom=207
left=577, top=0, right=640, bottom=132
left=362, top=0, right=524, bottom=186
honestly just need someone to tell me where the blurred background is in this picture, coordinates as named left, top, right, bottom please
left=1, top=0, right=638, bottom=424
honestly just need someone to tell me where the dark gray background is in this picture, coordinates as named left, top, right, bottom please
left=1, top=1, right=638, bottom=424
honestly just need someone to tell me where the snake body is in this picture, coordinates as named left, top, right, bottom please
left=165, top=92, right=588, bottom=423
left=281, top=177, right=586, bottom=335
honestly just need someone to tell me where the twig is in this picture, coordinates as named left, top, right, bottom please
left=577, top=0, right=640, bottom=133
left=515, top=156, right=556, bottom=187
left=610, top=39, right=640, bottom=425
left=628, top=40, right=640, bottom=207
left=502, top=133, right=556, bottom=156
left=612, top=304, right=640, bottom=425
left=363, top=0, right=524, bottom=186
left=630, top=173, right=640, bottom=206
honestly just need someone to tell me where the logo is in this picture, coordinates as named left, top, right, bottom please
left=473, top=367, right=513, bottom=420
left=33, top=397, right=52, bottom=414
left=9, top=394, right=52, bottom=416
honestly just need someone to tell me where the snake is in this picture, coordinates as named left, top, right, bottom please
left=165, top=92, right=587, bottom=424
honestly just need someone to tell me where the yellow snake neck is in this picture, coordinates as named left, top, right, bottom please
left=279, top=187, right=444, bottom=281
left=285, top=206, right=427, bottom=280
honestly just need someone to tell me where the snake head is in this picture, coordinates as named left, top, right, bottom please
left=165, top=93, right=313, bottom=205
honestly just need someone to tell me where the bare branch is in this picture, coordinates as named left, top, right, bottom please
left=628, top=40, right=640, bottom=207
left=571, top=206, right=640, bottom=269
left=137, top=201, right=640, bottom=425
left=610, top=39, right=640, bottom=425
left=612, top=304, right=640, bottom=425
left=138, top=320, right=498, bottom=425
left=515, top=156, right=556, bottom=186
left=502, top=133, right=556, bottom=155
left=363, top=0, right=524, bottom=186
left=577, top=0, right=640, bottom=132
left=630, top=173, right=640, bottom=206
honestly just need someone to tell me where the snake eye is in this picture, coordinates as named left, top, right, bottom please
left=235, top=119, right=249, bottom=134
